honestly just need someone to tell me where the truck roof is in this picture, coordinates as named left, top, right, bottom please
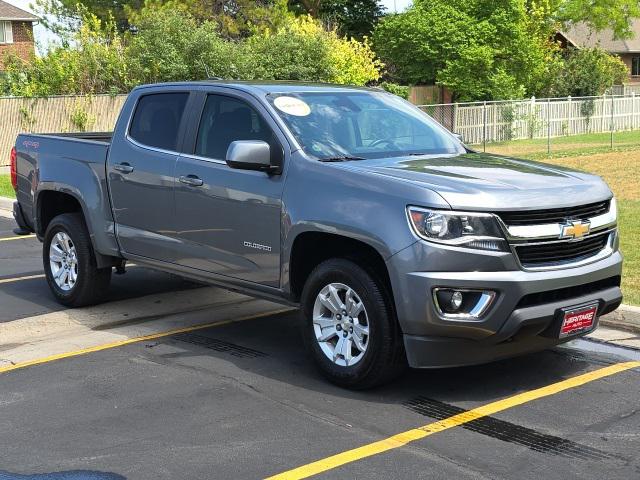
left=133, top=80, right=379, bottom=95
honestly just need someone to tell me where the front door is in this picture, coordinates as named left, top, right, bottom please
left=173, top=93, right=286, bottom=287
left=108, top=91, right=190, bottom=260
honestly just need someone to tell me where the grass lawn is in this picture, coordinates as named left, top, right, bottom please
left=484, top=130, right=640, bottom=159
left=491, top=139, right=640, bottom=306
left=0, top=174, right=15, bottom=199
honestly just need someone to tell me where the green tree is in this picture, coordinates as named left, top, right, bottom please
left=289, top=0, right=384, bottom=39
left=543, top=47, right=628, bottom=97
left=551, top=0, right=640, bottom=40
left=373, top=0, right=556, bottom=101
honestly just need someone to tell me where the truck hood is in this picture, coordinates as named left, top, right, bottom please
left=336, top=153, right=613, bottom=210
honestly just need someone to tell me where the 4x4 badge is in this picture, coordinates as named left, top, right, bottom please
left=560, top=220, right=591, bottom=240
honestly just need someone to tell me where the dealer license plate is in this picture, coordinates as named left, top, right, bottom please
left=559, top=303, right=598, bottom=338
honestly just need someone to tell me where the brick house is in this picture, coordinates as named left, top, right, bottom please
left=558, top=21, right=640, bottom=85
left=0, top=0, right=37, bottom=67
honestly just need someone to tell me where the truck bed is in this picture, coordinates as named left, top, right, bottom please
left=14, top=132, right=114, bottom=234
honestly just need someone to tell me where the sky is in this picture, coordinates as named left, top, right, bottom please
left=5, top=0, right=413, bottom=52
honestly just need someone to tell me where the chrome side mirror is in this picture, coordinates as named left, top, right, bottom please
left=226, top=140, right=277, bottom=173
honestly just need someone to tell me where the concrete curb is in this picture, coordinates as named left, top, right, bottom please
left=0, top=195, right=14, bottom=212
left=601, top=304, right=640, bottom=334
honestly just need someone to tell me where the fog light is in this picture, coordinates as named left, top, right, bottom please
left=450, top=291, right=463, bottom=310
left=433, top=288, right=496, bottom=318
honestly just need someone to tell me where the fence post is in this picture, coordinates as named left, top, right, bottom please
left=483, top=101, right=487, bottom=152
left=530, top=96, right=535, bottom=139
left=567, top=96, right=572, bottom=135
left=547, top=98, right=551, bottom=155
left=601, top=94, right=606, bottom=133
left=633, top=92, right=637, bottom=131
left=610, top=94, right=614, bottom=149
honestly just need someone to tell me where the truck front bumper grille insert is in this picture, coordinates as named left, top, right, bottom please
left=514, top=231, right=612, bottom=267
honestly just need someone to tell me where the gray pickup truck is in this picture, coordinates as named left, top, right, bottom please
left=11, top=81, right=622, bottom=388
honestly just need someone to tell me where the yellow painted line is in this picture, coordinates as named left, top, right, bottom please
left=0, top=234, right=37, bottom=242
left=0, top=308, right=292, bottom=376
left=0, top=273, right=45, bottom=284
left=266, top=361, right=640, bottom=480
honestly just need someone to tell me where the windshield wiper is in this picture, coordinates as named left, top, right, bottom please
left=319, top=155, right=367, bottom=162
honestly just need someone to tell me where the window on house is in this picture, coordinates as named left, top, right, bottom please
left=633, top=57, right=640, bottom=77
left=0, top=22, right=13, bottom=44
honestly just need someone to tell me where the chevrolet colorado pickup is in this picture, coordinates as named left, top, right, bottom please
left=11, top=81, right=623, bottom=388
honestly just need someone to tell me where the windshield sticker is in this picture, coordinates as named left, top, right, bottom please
left=273, top=96, right=311, bottom=116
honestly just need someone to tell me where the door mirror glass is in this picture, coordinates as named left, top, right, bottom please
left=226, top=140, right=275, bottom=172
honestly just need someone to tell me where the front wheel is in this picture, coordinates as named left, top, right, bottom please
left=43, top=213, right=112, bottom=307
left=301, top=258, right=406, bottom=389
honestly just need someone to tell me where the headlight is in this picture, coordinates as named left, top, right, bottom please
left=407, top=207, right=509, bottom=252
left=610, top=197, right=617, bottom=221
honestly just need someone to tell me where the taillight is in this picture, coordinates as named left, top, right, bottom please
left=10, top=147, right=17, bottom=191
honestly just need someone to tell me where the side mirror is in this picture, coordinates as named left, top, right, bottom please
left=452, top=133, right=464, bottom=143
left=226, top=140, right=277, bottom=173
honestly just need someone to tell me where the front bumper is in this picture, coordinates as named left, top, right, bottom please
left=388, top=243, right=623, bottom=368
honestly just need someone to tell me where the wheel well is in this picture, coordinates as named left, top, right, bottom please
left=289, top=232, right=393, bottom=303
left=37, top=191, right=83, bottom=236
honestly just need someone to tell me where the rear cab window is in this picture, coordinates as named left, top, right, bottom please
left=129, top=93, right=189, bottom=151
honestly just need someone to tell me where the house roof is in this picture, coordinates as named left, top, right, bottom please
left=560, top=20, right=640, bottom=53
left=0, top=0, right=38, bottom=21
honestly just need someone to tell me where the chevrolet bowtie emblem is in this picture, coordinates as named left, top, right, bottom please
left=560, top=220, right=591, bottom=240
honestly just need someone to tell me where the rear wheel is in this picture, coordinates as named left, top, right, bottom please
left=301, top=258, right=406, bottom=389
left=43, top=213, right=112, bottom=307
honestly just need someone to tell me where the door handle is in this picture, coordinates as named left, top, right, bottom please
left=114, top=163, right=134, bottom=174
left=179, top=175, right=204, bottom=187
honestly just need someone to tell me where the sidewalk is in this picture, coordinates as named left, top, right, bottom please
left=0, top=195, right=13, bottom=212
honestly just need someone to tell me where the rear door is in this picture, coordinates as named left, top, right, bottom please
left=107, top=90, right=191, bottom=260
left=172, top=90, right=287, bottom=287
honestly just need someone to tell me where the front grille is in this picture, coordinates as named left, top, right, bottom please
left=514, top=232, right=611, bottom=267
left=516, top=276, right=621, bottom=309
left=496, top=200, right=610, bottom=226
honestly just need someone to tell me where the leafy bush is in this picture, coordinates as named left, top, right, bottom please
left=1, top=8, right=382, bottom=97
left=242, top=15, right=381, bottom=84
left=1, top=12, right=127, bottom=96
left=379, top=82, right=409, bottom=99
left=543, top=48, right=628, bottom=98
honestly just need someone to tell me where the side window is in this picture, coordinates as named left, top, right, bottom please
left=129, top=93, right=189, bottom=151
left=195, top=94, right=283, bottom=164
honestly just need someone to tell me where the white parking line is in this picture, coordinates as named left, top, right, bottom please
left=0, top=274, right=45, bottom=284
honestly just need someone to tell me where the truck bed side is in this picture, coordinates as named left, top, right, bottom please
left=15, top=133, right=121, bottom=261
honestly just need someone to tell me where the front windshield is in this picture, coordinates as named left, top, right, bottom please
left=267, top=90, right=465, bottom=160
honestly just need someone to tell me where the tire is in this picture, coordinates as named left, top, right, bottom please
left=43, top=213, right=112, bottom=307
left=300, top=258, right=406, bottom=389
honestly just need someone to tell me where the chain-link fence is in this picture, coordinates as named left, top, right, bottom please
left=419, top=94, right=640, bottom=159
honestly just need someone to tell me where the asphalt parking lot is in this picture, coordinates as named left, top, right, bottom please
left=1, top=214, right=639, bottom=480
